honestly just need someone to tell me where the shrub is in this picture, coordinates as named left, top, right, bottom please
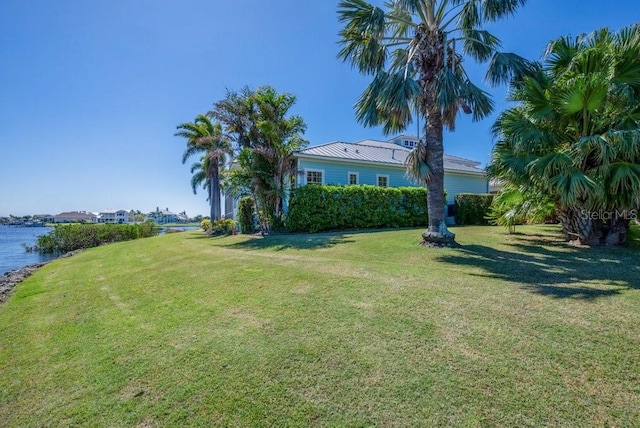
left=201, top=219, right=212, bottom=232
left=33, top=222, right=160, bottom=254
left=454, top=193, right=494, bottom=225
left=285, top=185, right=428, bottom=233
left=238, top=197, right=255, bottom=234
left=211, top=219, right=238, bottom=236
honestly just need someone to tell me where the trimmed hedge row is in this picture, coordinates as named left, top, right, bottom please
left=285, top=185, right=428, bottom=233
left=32, top=222, right=160, bottom=253
left=454, top=193, right=494, bottom=225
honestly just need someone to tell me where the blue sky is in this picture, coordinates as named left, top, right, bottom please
left=1, top=0, right=638, bottom=217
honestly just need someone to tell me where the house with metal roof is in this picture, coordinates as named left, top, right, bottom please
left=293, top=135, right=488, bottom=205
left=224, top=135, right=488, bottom=223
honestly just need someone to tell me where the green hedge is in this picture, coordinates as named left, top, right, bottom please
left=238, top=196, right=255, bottom=234
left=454, top=193, right=494, bottom=225
left=32, top=222, right=160, bottom=253
left=285, top=185, right=428, bottom=233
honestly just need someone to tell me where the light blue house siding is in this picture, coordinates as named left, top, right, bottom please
left=297, top=158, right=415, bottom=188
left=297, top=158, right=488, bottom=204
left=443, top=173, right=488, bottom=203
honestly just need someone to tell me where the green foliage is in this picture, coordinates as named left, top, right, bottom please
left=337, top=0, right=528, bottom=236
left=454, top=194, right=495, bottom=225
left=33, top=223, right=159, bottom=253
left=200, top=219, right=212, bottom=232
left=211, top=219, right=238, bottom=236
left=211, top=86, right=308, bottom=231
left=487, top=187, right=556, bottom=233
left=238, top=197, right=255, bottom=234
left=285, top=185, right=427, bottom=233
left=489, top=24, right=640, bottom=245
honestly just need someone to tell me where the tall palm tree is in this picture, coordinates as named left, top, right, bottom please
left=338, top=0, right=529, bottom=245
left=489, top=24, right=640, bottom=246
left=175, top=114, right=232, bottom=221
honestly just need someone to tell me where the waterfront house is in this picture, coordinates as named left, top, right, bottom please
left=225, top=135, right=488, bottom=224
left=52, top=211, right=97, bottom=223
left=145, top=208, right=189, bottom=224
left=98, top=209, right=133, bottom=224
left=294, top=135, right=487, bottom=200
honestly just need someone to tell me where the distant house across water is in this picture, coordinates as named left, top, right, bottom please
left=52, top=211, right=98, bottom=223
left=97, top=210, right=133, bottom=224
left=145, top=207, right=189, bottom=224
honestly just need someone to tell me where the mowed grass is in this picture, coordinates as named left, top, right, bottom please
left=1, top=225, right=639, bottom=426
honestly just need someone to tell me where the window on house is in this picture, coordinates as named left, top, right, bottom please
left=348, top=172, right=358, bottom=185
left=306, top=169, right=323, bottom=184
left=377, top=175, right=389, bottom=187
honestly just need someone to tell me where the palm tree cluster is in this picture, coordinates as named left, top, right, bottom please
left=337, top=0, right=529, bottom=245
left=489, top=24, right=640, bottom=246
left=175, top=86, right=307, bottom=231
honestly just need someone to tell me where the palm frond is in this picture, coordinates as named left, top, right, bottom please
left=404, top=142, right=432, bottom=184
left=459, top=79, right=494, bottom=121
left=355, top=70, right=420, bottom=134
left=461, top=29, right=500, bottom=62
left=337, top=0, right=388, bottom=74
left=480, top=0, right=527, bottom=22
left=485, top=52, right=532, bottom=87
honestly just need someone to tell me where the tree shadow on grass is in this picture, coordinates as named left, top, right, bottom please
left=220, top=231, right=356, bottom=251
left=436, top=232, right=640, bottom=300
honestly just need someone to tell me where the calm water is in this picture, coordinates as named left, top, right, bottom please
left=0, top=226, right=57, bottom=275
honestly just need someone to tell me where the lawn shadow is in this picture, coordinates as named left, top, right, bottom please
left=437, top=231, right=640, bottom=300
left=221, top=231, right=355, bottom=251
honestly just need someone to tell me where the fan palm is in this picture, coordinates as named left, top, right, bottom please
left=489, top=24, right=640, bottom=245
left=338, top=0, right=529, bottom=245
left=175, top=114, right=232, bottom=221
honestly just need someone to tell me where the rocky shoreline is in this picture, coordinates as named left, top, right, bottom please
left=0, top=250, right=82, bottom=304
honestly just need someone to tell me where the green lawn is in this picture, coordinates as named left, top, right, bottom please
left=1, top=225, right=639, bottom=426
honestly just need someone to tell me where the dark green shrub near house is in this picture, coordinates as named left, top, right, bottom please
left=454, top=193, right=494, bottom=225
left=32, top=222, right=160, bottom=253
left=285, top=185, right=428, bottom=233
left=238, top=197, right=255, bottom=234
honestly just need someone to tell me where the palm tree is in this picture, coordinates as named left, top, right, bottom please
left=189, top=156, right=211, bottom=199
left=338, top=0, right=529, bottom=245
left=175, top=114, right=232, bottom=221
left=489, top=24, right=640, bottom=246
left=209, top=86, right=307, bottom=230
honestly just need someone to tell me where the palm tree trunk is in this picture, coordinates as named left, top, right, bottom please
left=421, top=101, right=455, bottom=246
left=558, top=206, right=629, bottom=246
left=211, top=167, right=221, bottom=221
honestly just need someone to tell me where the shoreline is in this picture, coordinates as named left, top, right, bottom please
left=0, top=250, right=82, bottom=304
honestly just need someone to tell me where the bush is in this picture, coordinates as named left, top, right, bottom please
left=201, top=219, right=212, bottom=232
left=33, top=222, right=160, bottom=253
left=238, top=197, right=255, bottom=234
left=211, top=219, right=238, bottom=236
left=454, top=193, right=494, bottom=225
left=285, top=185, right=428, bottom=233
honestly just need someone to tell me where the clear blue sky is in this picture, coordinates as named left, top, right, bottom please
left=1, top=0, right=638, bottom=217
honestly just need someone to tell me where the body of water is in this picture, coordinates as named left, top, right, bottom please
left=0, top=226, right=57, bottom=275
